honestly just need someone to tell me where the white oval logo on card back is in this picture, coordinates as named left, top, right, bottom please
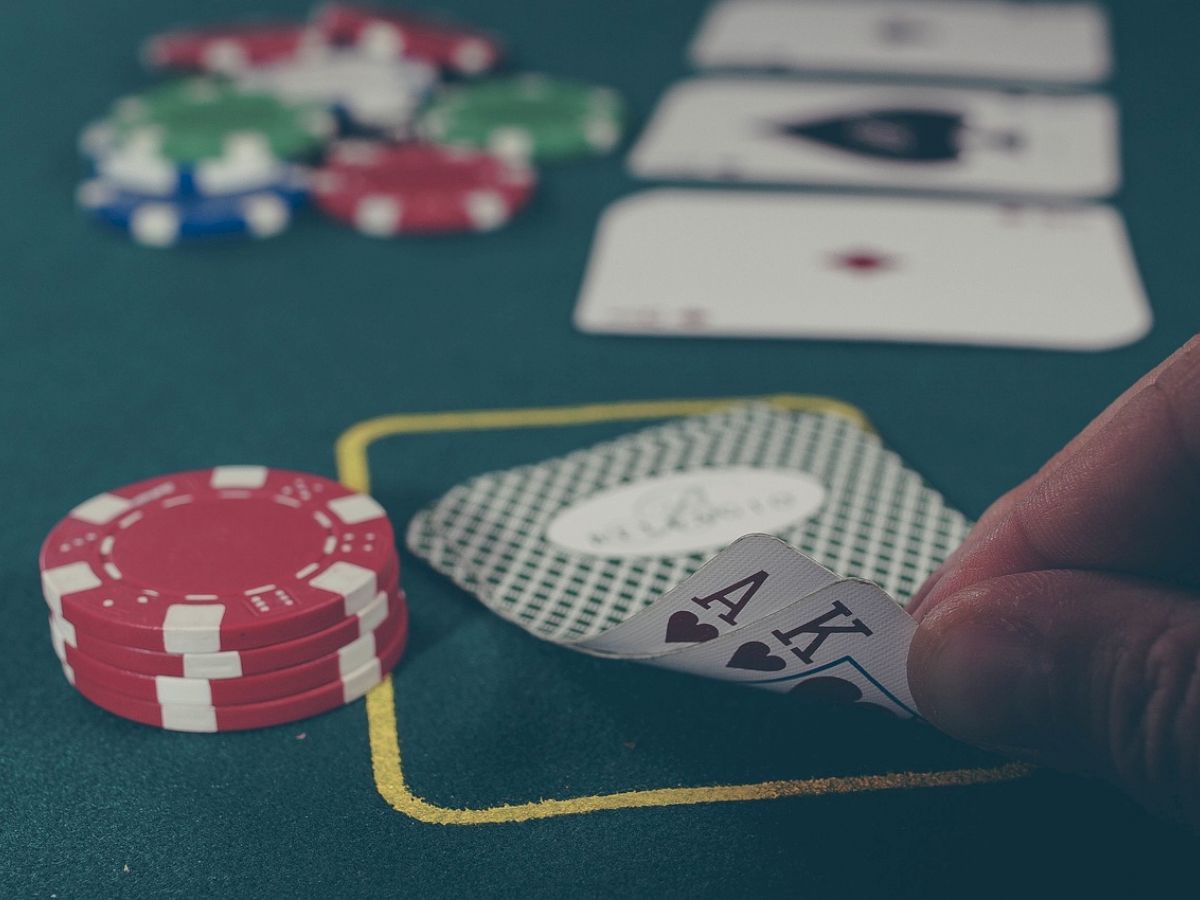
left=545, top=467, right=827, bottom=558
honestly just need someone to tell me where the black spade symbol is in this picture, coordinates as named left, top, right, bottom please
left=775, top=109, right=966, bottom=163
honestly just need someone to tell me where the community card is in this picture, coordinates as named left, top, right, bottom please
left=627, top=78, right=1119, bottom=198
left=690, top=0, right=1111, bottom=85
left=573, top=189, right=1150, bottom=351
left=406, top=404, right=970, bottom=663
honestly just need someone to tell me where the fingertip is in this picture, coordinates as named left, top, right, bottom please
left=908, top=581, right=1051, bottom=752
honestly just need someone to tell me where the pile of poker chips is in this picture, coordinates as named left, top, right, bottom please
left=76, top=3, right=629, bottom=247
left=39, top=466, right=408, bottom=732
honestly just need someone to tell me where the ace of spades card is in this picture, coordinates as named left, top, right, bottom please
left=407, top=404, right=973, bottom=717
left=627, top=78, right=1119, bottom=199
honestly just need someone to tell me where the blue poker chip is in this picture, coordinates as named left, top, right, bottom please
left=76, top=173, right=309, bottom=247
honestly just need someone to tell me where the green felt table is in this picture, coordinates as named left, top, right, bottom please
left=3, top=0, right=1200, bottom=895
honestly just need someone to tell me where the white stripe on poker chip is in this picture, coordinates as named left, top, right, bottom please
left=309, top=561, right=377, bottom=614
left=210, top=465, right=269, bottom=489
left=342, top=658, right=383, bottom=702
left=452, top=39, right=492, bottom=74
left=337, top=630, right=378, bottom=674
left=96, top=152, right=177, bottom=195
left=465, top=190, right=509, bottom=231
left=355, top=196, right=403, bottom=236
left=181, top=650, right=242, bottom=679
left=53, top=614, right=77, bottom=646
left=71, top=492, right=134, bottom=525
left=242, top=195, right=290, bottom=238
left=161, top=705, right=219, bottom=733
left=129, top=203, right=181, bottom=248
left=78, top=121, right=118, bottom=157
left=202, top=39, right=249, bottom=73
left=585, top=116, right=621, bottom=151
left=162, top=604, right=226, bottom=653
left=328, top=493, right=386, bottom=525
left=488, top=127, right=534, bottom=163
left=50, top=621, right=66, bottom=661
left=360, top=23, right=407, bottom=58
left=155, top=675, right=214, bottom=705
left=42, top=562, right=103, bottom=615
left=198, top=147, right=290, bottom=195
left=357, top=590, right=390, bottom=635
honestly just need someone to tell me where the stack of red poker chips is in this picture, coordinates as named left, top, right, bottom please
left=39, top=466, right=408, bottom=732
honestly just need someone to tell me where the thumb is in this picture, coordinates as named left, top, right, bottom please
left=908, top=570, right=1200, bottom=826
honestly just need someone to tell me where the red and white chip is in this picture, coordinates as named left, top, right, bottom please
left=313, top=3, right=502, bottom=75
left=62, top=601, right=409, bottom=732
left=141, top=23, right=323, bottom=73
left=51, top=579, right=401, bottom=680
left=51, top=591, right=407, bottom=707
left=40, top=466, right=398, bottom=653
left=313, top=141, right=536, bottom=235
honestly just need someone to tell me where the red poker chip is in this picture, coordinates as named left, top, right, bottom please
left=141, top=23, right=321, bottom=73
left=40, top=466, right=398, bottom=653
left=313, top=3, right=502, bottom=75
left=313, top=141, right=536, bottom=235
left=62, top=600, right=409, bottom=732
left=51, top=591, right=407, bottom=707
left=51, top=578, right=401, bottom=680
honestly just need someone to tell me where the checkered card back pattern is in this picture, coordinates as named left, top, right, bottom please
left=407, top=405, right=971, bottom=644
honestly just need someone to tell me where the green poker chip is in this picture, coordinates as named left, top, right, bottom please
left=417, top=74, right=628, bottom=163
left=82, top=78, right=336, bottom=164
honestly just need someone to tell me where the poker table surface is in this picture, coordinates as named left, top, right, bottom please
left=4, top=0, right=1200, bottom=895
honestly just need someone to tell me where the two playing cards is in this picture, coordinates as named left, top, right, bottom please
left=408, top=404, right=972, bottom=717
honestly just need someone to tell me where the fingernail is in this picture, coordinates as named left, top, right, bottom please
left=911, top=616, right=1050, bottom=752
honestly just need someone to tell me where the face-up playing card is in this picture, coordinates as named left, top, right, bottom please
left=627, top=78, right=1119, bottom=199
left=573, top=189, right=1150, bottom=351
left=406, top=404, right=970, bottom=714
left=690, top=0, right=1111, bottom=85
left=640, top=548, right=919, bottom=716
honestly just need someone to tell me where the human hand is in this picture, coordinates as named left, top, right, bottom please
left=907, top=336, right=1200, bottom=827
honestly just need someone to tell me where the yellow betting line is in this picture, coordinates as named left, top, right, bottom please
left=338, top=394, right=1030, bottom=825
